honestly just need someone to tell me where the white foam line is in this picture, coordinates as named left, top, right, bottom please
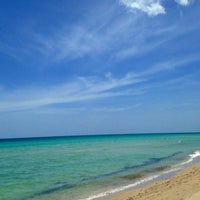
left=190, top=151, right=200, bottom=159
left=80, top=174, right=159, bottom=200
left=162, top=167, right=181, bottom=174
left=177, top=150, right=200, bottom=167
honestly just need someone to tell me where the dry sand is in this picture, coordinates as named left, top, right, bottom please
left=108, top=163, right=200, bottom=200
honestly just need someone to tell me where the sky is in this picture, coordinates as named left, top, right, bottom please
left=0, top=0, right=200, bottom=138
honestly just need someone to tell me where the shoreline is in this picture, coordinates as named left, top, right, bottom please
left=81, top=151, right=200, bottom=200
left=107, top=162, right=200, bottom=200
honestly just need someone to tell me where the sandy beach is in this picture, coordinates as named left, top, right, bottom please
left=108, top=162, right=200, bottom=200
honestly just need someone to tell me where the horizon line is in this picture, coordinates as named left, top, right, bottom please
left=1, top=131, right=200, bottom=141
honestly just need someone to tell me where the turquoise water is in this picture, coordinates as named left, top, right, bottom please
left=0, top=133, right=200, bottom=200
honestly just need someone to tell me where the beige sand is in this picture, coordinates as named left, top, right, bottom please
left=189, top=191, right=200, bottom=200
left=108, top=163, right=200, bottom=200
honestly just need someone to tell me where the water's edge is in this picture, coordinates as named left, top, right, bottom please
left=81, top=150, right=200, bottom=200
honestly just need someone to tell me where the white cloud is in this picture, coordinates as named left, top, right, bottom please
left=120, top=0, right=193, bottom=16
left=119, top=0, right=166, bottom=16
left=175, top=0, right=191, bottom=6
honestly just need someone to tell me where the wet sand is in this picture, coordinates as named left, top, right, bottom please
left=108, top=162, right=200, bottom=200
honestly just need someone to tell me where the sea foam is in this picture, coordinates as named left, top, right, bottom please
left=177, top=150, right=200, bottom=166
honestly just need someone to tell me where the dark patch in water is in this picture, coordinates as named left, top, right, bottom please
left=95, top=151, right=182, bottom=178
left=154, top=166, right=170, bottom=171
left=143, top=165, right=171, bottom=174
left=19, top=183, right=75, bottom=200
left=121, top=173, right=144, bottom=180
left=37, top=183, right=75, bottom=194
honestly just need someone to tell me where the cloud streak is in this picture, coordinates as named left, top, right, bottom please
left=0, top=54, right=199, bottom=112
left=30, top=14, right=139, bottom=63
left=0, top=73, right=144, bottom=112
left=140, top=54, right=200, bottom=76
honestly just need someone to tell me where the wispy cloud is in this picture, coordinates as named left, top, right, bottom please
left=0, top=73, right=144, bottom=112
left=114, top=20, right=199, bottom=61
left=30, top=14, right=139, bottom=63
left=140, top=54, right=200, bottom=76
left=32, top=26, right=103, bottom=61
left=0, top=54, right=199, bottom=112
left=113, top=35, right=169, bottom=61
left=91, top=106, right=135, bottom=113
left=1, top=0, right=198, bottom=67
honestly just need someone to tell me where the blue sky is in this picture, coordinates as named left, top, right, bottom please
left=0, top=0, right=200, bottom=138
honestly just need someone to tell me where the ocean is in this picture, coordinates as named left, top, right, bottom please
left=0, top=133, right=200, bottom=200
